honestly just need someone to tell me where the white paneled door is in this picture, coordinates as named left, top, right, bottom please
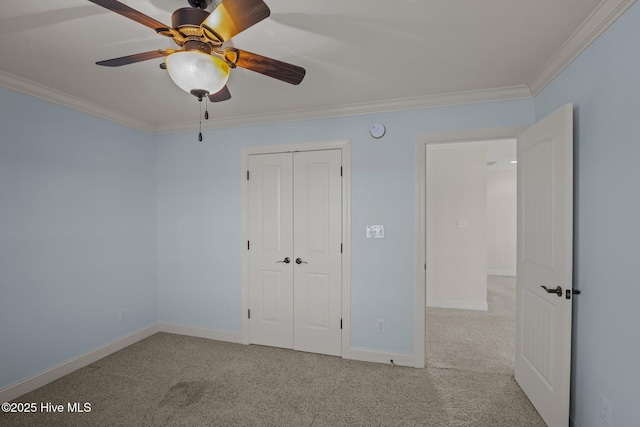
left=515, top=104, right=574, bottom=427
left=248, top=150, right=342, bottom=356
left=247, top=153, right=294, bottom=349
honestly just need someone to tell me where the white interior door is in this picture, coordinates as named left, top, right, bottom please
left=293, top=150, right=342, bottom=356
left=248, top=153, right=294, bottom=349
left=248, top=150, right=342, bottom=356
left=515, top=104, right=574, bottom=427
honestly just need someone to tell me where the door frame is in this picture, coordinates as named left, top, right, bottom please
left=241, top=139, right=352, bottom=359
left=414, top=125, right=528, bottom=368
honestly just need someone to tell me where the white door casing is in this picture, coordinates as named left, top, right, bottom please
left=515, top=104, right=574, bottom=427
left=247, top=148, right=343, bottom=357
left=293, top=150, right=342, bottom=356
left=247, top=153, right=294, bottom=349
left=416, top=126, right=528, bottom=369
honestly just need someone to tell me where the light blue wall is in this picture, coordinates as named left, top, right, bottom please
left=535, top=3, right=640, bottom=426
left=0, top=88, right=158, bottom=389
left=156, top=99, right=534, bottom=354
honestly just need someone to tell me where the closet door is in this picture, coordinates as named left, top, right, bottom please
left=247, top=149, right=342, bottom=356
left=292, top=150, right=342, bottom=356
left=247, top=153, right=294, bottom=349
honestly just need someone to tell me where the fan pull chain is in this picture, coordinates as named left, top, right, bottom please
left=205, top=97, right=209, bottom=120
left=198, top=99, right=203, bottom=142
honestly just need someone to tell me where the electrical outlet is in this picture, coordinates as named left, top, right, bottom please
left=600, top=395, right=611, bottom=426
left=119, top=309, right=127, bottom=322
left=498, top=256, right=505, bottom=263
left=376, top=319, right=385, bottom=333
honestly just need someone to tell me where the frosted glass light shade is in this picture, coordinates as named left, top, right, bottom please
left=166, top=51, right=230, bottom=95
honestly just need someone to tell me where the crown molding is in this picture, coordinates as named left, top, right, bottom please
left=0, top=70, right=156, bottom=134
left=155, top=85, right=533, bottom=134
left=2, top=1, right=634, bottom=134
left=528, top=0, right=637, bottom=96
left=1, top=67, right=530, bottom=135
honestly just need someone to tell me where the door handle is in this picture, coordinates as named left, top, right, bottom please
left=276, top=257, right=291, bottom=264
left=295, top=258, right=308, bottom=264
left=541, top=285, right=562, bottom=297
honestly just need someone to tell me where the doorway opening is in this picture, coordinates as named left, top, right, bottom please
left=425, top=138, right=517, bottom=373
left=413, top=125, right=527, bottom=368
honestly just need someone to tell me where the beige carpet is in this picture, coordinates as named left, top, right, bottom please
left=1, top=276, right=545, bottom=426
left=427, top=275, right=517, bottom=375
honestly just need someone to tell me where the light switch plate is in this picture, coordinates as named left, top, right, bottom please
left=366, top=225, right=385, bottom=238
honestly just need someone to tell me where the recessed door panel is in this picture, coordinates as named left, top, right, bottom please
left=522, top=138, right=554, bottom=269
left=261, top=271, right=283, bottom=323
left=259, top=166, right=284, bottom=252
left=521, top=288, right=554, bottom=389
left=305, top=163, right=330, bottom=253
left=304, top=273, right=330, bottom=329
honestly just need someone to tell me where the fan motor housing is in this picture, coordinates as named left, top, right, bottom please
left=172, top=7, right=210, bottom=28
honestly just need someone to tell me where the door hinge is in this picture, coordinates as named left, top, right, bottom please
left=340, top=318, right=342, bottom=329
left=246, top=170, right=249, bottom=181
left=341, top=243, right=343, bottom=253
left=247, top=240, right=250, bottom=250
left=340, top=167, right=343, bottom=177
left=248, top=309, right=251, bottom=319
left=424, top=263, right=427, bottom=271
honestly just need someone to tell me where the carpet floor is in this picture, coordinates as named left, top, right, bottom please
left=1, top=276, right=545, bottom=426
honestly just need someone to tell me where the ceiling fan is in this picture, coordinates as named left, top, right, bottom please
left=89, top=0, right=306, bottom=102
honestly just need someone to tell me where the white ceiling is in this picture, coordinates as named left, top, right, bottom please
left=0, top=0, right=618, bottom=132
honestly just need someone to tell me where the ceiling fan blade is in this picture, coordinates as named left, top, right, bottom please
left=96, top=49, right=174, bottom=67
left=233, top=50, right=305, bottom=85
left=209, top=85, right=232, bottom=102
left=88, top=0, right=171, bottom=32
left=201, top=0, right=270, bottom=42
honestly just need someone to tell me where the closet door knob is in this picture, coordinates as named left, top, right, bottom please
left=276, top=257, right=291, bottom=264
left=295, top=258, right=308, bottom=265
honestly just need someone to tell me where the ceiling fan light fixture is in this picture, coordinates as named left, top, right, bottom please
left=165, top=50, right=230, bottom=96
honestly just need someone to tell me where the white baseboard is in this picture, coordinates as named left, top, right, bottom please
left=488, top=270, right=516, bottom=276
left=158, top=324, right=419, bottom=369
left=158, top=323, right=244, bottom=344
left=347, top=347, right=417, bottom=368
left=427, top=299, right=488, bottom=311
left=0, top=324, right=159, bottom=403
